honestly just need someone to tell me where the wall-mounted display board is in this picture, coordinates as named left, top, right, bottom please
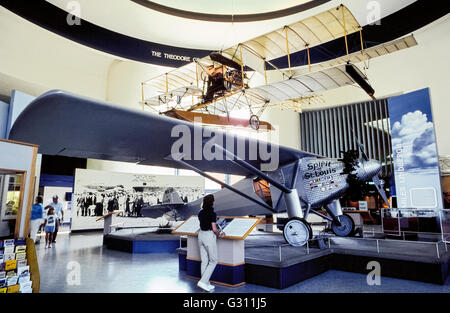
left=72, top=168, right=204, bottom=231
left=172, top=215, right=262, bottom=240
left=0, top=139, right=38, bottom=238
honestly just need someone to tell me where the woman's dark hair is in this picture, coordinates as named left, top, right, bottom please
left=36, top=196, right=43, bottom=204
left=202, top=194, right=215, bottom=210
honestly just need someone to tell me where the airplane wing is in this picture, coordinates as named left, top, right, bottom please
left=222, top=5, right=360, bottom=75
left=143, top=86, right=203, bottom=106
left=204, top=34, right=418, bottom=113
left=191, top=64, right=354, bottom=114
left=8, top=90, right=321, bottom=176
left=143, top=62, right=201, bottom=93
left=141, top=5, right=360, bottom=101
left=291, top=35, right=418, bottom=76
left=140, top=6, right=417, bottom=115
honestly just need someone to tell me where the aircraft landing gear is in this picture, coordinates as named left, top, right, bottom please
left=331, top=213, right=354, bottom=237
left=283, top=217, right=312, bottom=247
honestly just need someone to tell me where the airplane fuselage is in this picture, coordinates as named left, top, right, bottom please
left=154, top=156, right=382, bottom=220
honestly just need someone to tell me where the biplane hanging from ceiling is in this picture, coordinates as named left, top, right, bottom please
left=140, top=4, right=417, bottom=130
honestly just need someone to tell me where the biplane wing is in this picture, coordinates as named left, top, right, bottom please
left=185, top=64, right=353, bottom=113
left=140, top=4, right=418, bottom=117
left=143, top=85, right=203, bottom=107
left=189, top=34, right=418, bottom=113
left=291, top=34, right=418, bottom=76
left=142, top=59, right=212, bottom=96
left=8, top=90, right=320, bottom=176
left=221, top=5, right=360, bottom=76
left=141, top=5, right=360, bottom=105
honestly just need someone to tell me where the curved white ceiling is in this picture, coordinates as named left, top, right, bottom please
left=45, top=0, right=417, bottom=50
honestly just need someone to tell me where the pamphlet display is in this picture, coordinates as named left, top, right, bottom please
left=0, top=238, right=33, bottom=293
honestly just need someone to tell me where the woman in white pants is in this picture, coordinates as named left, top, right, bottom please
left=30, top=196, right=44, bottom=243
left=197, top=194, right=225, bottom=292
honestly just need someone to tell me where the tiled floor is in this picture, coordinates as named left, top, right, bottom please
left=35, top=232, right=450, bottom=293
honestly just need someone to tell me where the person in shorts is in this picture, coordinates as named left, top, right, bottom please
left=43, top=206, right=57, bottom=248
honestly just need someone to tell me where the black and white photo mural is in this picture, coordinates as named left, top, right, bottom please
left=71, top=169, right=205, bottom=231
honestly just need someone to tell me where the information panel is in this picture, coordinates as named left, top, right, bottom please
left=388, top=88, right=443, bottom=209
left=171, top=216, right=200, bottom=235
left=172, top=216, right=261, bottom=240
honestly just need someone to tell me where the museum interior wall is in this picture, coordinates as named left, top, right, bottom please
left=0, top=6, right=113, bottom=100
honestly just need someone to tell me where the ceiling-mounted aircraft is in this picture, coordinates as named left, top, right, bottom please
left=140, top=5, right=417, bottom=130
left=10, top=90, right=390, bottom=246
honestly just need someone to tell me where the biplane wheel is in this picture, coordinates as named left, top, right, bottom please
left=331, top=214, right=355, bottom=237
left=249, top=115, right=260, bottom=130
left=283, top=218, right=312, bottom=247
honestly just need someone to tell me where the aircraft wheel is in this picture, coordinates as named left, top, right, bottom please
left=249, top=115, right=260, bottom=130
left=331, top=214, right=354, bottom=237
left=283, top=217, right=312, bottom=247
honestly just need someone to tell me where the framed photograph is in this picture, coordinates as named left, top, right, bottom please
left=0, top=173, right=25, bottom=221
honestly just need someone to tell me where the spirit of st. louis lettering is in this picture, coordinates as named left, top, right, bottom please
left=304, top=161, right=337, bottom=179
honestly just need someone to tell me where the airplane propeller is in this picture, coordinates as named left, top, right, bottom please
left=372, top=175, right=390, bottom=208
left=341, top=128, right=391, bottom=208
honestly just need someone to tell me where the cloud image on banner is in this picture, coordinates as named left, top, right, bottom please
left=391, top=110, right=439, bottom=172
left=388, top=88, right=443, bottom=209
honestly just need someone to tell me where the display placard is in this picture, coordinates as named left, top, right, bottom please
left=172, top=215, right=261, bottom=240
left=171, top=216, right=200, bottom=236
left=358, top=201, right=368, bottom=211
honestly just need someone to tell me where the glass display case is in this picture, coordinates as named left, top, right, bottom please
left=440, top=209, right=450, bottom=242
left=382, top=208, right=441, bottom=236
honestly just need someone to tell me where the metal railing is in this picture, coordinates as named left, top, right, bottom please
left=244, top=238, right=322, bottom=263
left=109, top=222, right=125, bottom=232
left=327, top=235, right=447, bottom=259
left=245, top=232, right=448, bottom=263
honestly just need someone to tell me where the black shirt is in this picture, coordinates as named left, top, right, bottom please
left=198, top=209, right=217, bottom=231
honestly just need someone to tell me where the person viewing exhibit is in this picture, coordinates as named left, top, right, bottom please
left=30, top=195, right=44, bottom=243
left=197, top=194, right=225, bottom=292
left=47, top=195, right=64, bottom=243
left=43, top=206, right=57, bottom=248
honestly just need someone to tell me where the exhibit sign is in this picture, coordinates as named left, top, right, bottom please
left=172, top=215, right=262, bottom=240
left=72, top=169, right=204, bottom=231
left=358, top=201, right=368, bottom=211
left=388, top=88, right=443, bottom=209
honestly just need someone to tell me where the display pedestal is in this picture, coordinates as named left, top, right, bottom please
left=96, top=210, right=123, bottom=235
left=173, top=215, right=262, bottom=287
left=185, top=235, right=245, bottom=287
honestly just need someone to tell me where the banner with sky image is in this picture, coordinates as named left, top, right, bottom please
left=388, top=88, right=443, bottom=209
